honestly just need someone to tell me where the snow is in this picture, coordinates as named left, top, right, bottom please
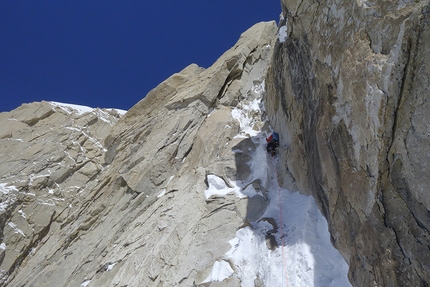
left=158, top=176, right=175, bottom=198
left=106, top=262, right=117, bottom=271
left=8, top=222, right=25, bottom=237
left=278, top=24, right=288, bottom=43
left=0, top=183, right=18, bottom=195
left=0, top=183, right=19, bottom=214
left=204, top=175, right=244, bottom=199
left=110, top=108, right=127, bottom=115
left=18, top=209, right=27, bottom=219
left=157, top=189, right=166, bottom=198
left=277, top=12, right=288, bottom=43
left=203, top=81, right=351, bottom=286
left=50, top=101, right=94, bottom=115
left=203, top=260, right=235, bottom=283
left=231, top=95, right=262, bottom=138
left=80, top=280, right=91, bottom=287
left=50, top=101, right=127, bottom=116
left=0, top=243, right=6, bottom=250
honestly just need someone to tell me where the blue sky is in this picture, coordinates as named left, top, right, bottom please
left=1, top=1, right=280, bottom=112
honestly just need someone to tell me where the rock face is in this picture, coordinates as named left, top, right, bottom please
left=3, top=3, right=430, bottom=285
left=0, top=22, right=277, bottom=286
left=0, top=102, right=123, bottom=284
left=265, top=1, right=430, bottom=286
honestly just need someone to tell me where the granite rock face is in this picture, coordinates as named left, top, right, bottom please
left=265, top=1, right=430, bottom=286
left=0, top=102, right=123, bottom=284
left=0, top=21, right=277, bottom=286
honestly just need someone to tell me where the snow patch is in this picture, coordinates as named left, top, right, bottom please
left=106, top=262, right=117, bottom=271
left=204, top=175, right=244, bottom=199
left=50, top=101, right=126, bottom=118
left=0, top=183, right=19, bottom=214
left=18, top=209, right=27, bottom=219
left=80, top=280, right=91, bottom=287
left=203, top=260, right=234, bottom=283
left=157, top=189, right=166, bottom=198
left=0, top=243, right=6, bottom=250
left=0, top=183, right=18, bottom=194
left=50, top=101, right=94, bottom=115
left=231, top=97, right=262, bottom=138
left=278, top=25, right=288, bottom=43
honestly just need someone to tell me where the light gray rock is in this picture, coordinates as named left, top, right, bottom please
left=0, top=101, right=124, bottom=285
left=0, top=21, right=277, bottom=286
left=265, top=1, right=430, bottom=286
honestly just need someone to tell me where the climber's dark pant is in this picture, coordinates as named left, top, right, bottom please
left=266, top=140, right=279, bottom=154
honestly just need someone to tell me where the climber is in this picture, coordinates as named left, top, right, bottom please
left=266, top=132, right=279, bottom=156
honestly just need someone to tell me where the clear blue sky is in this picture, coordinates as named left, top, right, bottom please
left=0, top=1, right=280, bottom=112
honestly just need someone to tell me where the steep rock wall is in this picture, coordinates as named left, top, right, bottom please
left=1, top=21, right=277, bottom=286
left=265, top=1, right=430, bottom=286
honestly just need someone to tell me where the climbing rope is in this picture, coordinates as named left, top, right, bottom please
left=273, top=157, right=289, bottom=287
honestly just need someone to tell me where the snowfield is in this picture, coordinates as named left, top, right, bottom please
left=203, top=81, right=351, bottom=287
